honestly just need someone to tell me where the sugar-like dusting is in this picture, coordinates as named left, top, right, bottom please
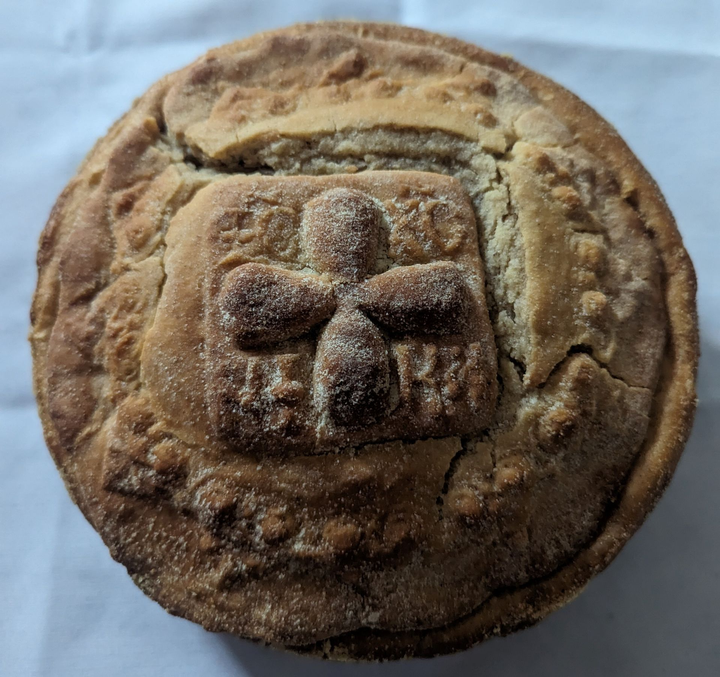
left=303, top=187, right=380, bottom=282
left=218, top=263, right=335, bottom=347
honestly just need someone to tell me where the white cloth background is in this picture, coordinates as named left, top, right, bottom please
left=1, top=1, right=719, bottom=675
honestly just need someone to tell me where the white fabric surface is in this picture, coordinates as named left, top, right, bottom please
left=1, top=1, right=719, bottom=675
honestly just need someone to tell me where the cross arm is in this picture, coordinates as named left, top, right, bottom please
left=218, top=263, right=335, bottom=348
left=359, top=261, right=472, bottom=336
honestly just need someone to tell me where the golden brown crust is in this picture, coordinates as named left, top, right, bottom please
left=31, top=21, right=698, bottom=660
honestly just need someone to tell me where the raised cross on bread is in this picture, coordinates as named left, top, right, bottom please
left=219, top=187, right=474, bottom=428
left=138, top=173, right=498, bottom=454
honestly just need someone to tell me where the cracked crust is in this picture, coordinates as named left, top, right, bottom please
left=30, top=22, right=698, bottom=660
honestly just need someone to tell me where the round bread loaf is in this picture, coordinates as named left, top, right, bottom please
left=30, top=22, right=698, bottom=660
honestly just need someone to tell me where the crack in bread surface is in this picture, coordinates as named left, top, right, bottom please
left=31, top=24, right=675, bottom=652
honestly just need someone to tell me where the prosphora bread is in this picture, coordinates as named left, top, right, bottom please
left=30, top=22, right=698, bottom=659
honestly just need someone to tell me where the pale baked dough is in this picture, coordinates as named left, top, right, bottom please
left=30, top=22, right=698, bottom=659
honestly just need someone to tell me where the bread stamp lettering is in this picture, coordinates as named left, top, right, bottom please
left=195, top=177, right=498, bottom=453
